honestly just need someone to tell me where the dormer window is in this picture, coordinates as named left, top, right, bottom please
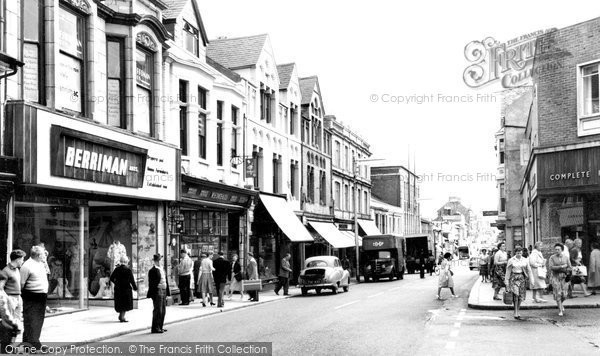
left=183, top=21, right=199, bottom=56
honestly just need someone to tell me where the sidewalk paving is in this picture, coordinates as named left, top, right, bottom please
left=25, top=288, right=302, bottom=345
left=468, top=278, right=600, bottom=310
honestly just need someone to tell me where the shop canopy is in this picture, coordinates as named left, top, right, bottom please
left=357, top=219, right=382, bottom=236
left=259, top=194, right=313, bottom=242
left=309, top=222, right=356, bottom=249
left=341, top=230, right=362, bottom=247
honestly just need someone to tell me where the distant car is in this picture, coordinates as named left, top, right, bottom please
left=469, top=257, right=480, bottom=270
left=298, top=256, right=350, bottom=295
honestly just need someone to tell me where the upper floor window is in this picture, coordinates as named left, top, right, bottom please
left=231, top=106, right=239, bottom=168
left=198, top=86, right=207, bottom=159
left=183, top=21, right=199, bottom=56
left=260, top=87, right=272, bottom=123
left=135, top=47, right=154, bottom=135
left=334, top=141, right=341, bottom=167
left=107, top=37, right=125, bottom=128
left=290, top=105, right=296, bottom=135
left=57, top=5, right=86, bottom=115
left=179, top=80, right=189, bottom=156
left=23, top=0, right=43, bottom=103
left=581, top=63, right=599, bottom=116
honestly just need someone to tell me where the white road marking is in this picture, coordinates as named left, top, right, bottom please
left=334, top=300, right=360, bottom=310
left=453, top=322, right=461, bottom=328
left=445, top=342, right=456, bottom=350
left=449, top=330, right=459, bottom=338
left=367, top=292, right=384, bottom=299
left=463, top=315, right=504, bottom=320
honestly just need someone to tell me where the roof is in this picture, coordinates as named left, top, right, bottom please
left=162, top=0, right=208, bottom=45
left=207, top=34, right=268, bottom=70
left=277, top=63, right=295, bottom=89
left=299, top=76, right=318, bottom=105
left=207, top=57, right=241, bottom=82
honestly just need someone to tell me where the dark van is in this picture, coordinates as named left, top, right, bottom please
left=361, top=234, right=406, bottom=282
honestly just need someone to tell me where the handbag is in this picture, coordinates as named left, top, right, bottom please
left=234, top=272, right=243, bottom=282
left=503, top=291, right=513, bottom=305
left=242, top=279, right=263, bottom=292
left=537, top=266, right=547, bottom=278
left=573, top=265, right=587, bottom=277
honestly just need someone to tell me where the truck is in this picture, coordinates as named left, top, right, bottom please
left=404, top=234, right=430, bottom=274
left=360, top=234, right=405, bottom=282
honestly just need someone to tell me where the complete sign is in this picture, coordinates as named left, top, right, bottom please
left=483, top=211, right=498, bottom=216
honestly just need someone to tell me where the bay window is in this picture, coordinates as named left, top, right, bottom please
left=57, top=5, right=85, bottom=115
left=23, top=0, right=43, bottom=103
left=107, top=37, right=125, bottom=128
left=135, top=47, right=154, bottom=135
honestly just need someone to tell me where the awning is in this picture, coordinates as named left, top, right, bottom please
left=309, top=222, right=355, bottom=249
left=357, top=219, right=381, bottom=235
left=259, top=194, right=313, bottom=242
left=341, top=230, right=362, bottom=247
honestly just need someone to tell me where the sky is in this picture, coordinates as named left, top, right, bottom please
left=196, top=0, right=600, bottom=218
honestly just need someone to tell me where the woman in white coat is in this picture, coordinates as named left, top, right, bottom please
left=529, top=241, right=548, bottom=303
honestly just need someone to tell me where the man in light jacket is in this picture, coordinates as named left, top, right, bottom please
left=274, top=253, right=292, bottom=296
left=246, top=253, right=259, bottom=302
left=177, top=249, right=193, bottom=305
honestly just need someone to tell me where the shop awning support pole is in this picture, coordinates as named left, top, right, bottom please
left=79, top=205, right=85, bottom=309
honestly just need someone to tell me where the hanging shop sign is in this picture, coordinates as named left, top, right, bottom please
left=50, top=125, right=147, bottom=187
left=538, top=147, right=600, bottom=191
left=182, top=177, right=255, bottom=208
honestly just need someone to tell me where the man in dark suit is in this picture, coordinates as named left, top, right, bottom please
left=212, top=252, right=231, bottom=308
left=147, top=254, right=169, bottom=334
left=274, top=253, right=292, bottom=295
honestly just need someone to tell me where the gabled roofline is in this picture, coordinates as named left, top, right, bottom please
left=162, top=0, right=209, bottom=46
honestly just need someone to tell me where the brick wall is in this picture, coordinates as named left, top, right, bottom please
left=534, top=17, right=600, bottom=146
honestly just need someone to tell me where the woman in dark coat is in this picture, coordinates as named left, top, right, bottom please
left=109, top=256, right=137, bottom=322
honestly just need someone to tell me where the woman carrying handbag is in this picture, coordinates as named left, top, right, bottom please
left=529, top=241, right=548, bottom=303
left=549, top=243, right=572, bottom=316
left=436, top=253, right=458, bottom=299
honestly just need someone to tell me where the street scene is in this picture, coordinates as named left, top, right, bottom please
left=0, top=0, right=600, bottom=355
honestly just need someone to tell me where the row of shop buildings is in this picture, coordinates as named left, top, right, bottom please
left=495, top=16, right=600, bottom=262
left=0, top=0, right=416, bottom=313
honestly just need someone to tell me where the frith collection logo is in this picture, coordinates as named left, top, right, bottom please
left=463, top=29, right=561, bottom=88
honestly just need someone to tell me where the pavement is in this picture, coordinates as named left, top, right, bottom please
left=468, top=277, right=600, bottom=310
left=29, top=287, right=304, bottom=345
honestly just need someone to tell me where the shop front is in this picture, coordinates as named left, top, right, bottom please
left=168, top=176, right=256, bottom=293
left=253, top=194, right=313, bottom=285
left=534, top=146, right=600, bottom=262
left=6, top=103, right=178, bottom=313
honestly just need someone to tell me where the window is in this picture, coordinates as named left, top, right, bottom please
left=179, top=80, right=188, bottom=155
left=306, top=166, right=313, bottom=203
left=231, top=106, right=239, bottom=168
left=499, top=151, right=505, bottom=164
left=272, top=155, right=280, bottom=194
left=311, top=168, right=316, bottom=203
left=216, top=123, right=223, bottom=166
left=198, top=87, right=207, bottom=159
left=334, top=142, right=341, bottom=167
left=334, top=182, right=341, bottom=209
left=135, top=47, right=154, bottom=135
left=290, top=161, right=297, bottom=198
left=320, top=171, right=326, bottom=205
left=107, top=37, right=125, bottom=128
left=345, top=146, right=349, bottom=170
left=352, top=186, right=355, bottom=212
left=260, top=87, right=271, bottom=123
left=581, top=63, right=600, bottom=116
left=253, top=149, right=261, bottom=189
left=344, top=185, right=349, bottom=211
left=302, top=119, right=310, bottom=144
left=500, top=183, right=506, bottom=212
left=290, top=106, right=296, bottom=135
left=358, top=188, right=362, bottom=213
left=364, top=191, right=368, bottom=214
left=23, top=0, right=43, bottom=103
left=217, top=100, right=223, bottom=120
left=183, top=21, right=199, bottom=56
left=58, top=6, right=86, bottom=114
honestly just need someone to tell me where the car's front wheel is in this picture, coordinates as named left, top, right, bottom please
left=343, top=279, right=349, bottom=292
left=301, top=287, right=308, bottom=296
left=332, top=284, right=338, bottom=294
left=315, top=288, right=322, bottom=295
left=390, top=269, right=395, bottom=281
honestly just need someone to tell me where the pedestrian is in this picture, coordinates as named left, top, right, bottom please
left=147, top=254, right=169, bottom=334
left=569, top=239, right=592, bottom=297
left=19, top=246, right=48, bottom=349
left=109, top=256, right=137, bottom=323
left=488, top=248, right=496, bottom=284
left=505, top=246, right=534, bottom=319
left=479, top=249, right=489, bottom=283
left=549, top=243, right=571, bottom=317
left=0, top=250, right=25, bottom=323
left=197, top=253, right=216, bottom=307
left=529, top=241, right=548, bottom=303
left=212, top=252, right=231, bottom=308
left=228, top=254, right=243, bottom=300
left=0, top=273, right=20, bottom=354
left=428, top=253, right=435, bottom=276
left=436, top=253, right=458, bottom=299
left=492, top=242, right=508, bottom=300
left=274, top=253, right=292, bottom=296
left=177, top=249, right=193, bottom=305
left=246, top=252, right=259, bottom=302
left=588, top=242, right=600, bottom=294
left=419, top=250, right=426, bottom=279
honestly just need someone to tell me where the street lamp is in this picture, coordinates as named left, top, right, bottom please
left=353, top=157, right=384, bottom=283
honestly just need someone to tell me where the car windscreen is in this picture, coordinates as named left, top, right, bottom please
left=378, top=251, right=391, bottom=259
left=306, top=260, right=329, bottom=268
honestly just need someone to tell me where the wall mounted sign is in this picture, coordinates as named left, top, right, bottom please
left=50, top=125, right=147, bottom=187
left=538, top=147, right=600, bottom=190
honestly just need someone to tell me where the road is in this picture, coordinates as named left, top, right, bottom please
left=109, top=265, right=600, bottom=355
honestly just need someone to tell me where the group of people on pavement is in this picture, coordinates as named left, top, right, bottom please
left=484, top=238, right=600, bottom=318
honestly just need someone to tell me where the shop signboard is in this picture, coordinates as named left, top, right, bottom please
left=182, top=178, right=253, bottom=207
left=538, top=147, right=600, bottom=191
left=50, top=125, right=147, bottom=188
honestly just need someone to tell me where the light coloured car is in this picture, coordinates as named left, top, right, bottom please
left=469, top=256, right=480, bottom=270
left=298, top=256, right=350, bottom=295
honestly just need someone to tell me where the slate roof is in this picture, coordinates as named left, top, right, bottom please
left=207, top=57, right=242, bottom=83
left=207, top=34, right=268, bottom=70
left=299, top=76, right=318, bottom=105
left=277, top=63, right=295, bottom=89
left=163, top=0, right=187, bottom=20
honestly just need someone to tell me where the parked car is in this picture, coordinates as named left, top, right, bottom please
left=469, top=256, right=480, bottom=270
left=298, top=256, right=350, bottom=295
